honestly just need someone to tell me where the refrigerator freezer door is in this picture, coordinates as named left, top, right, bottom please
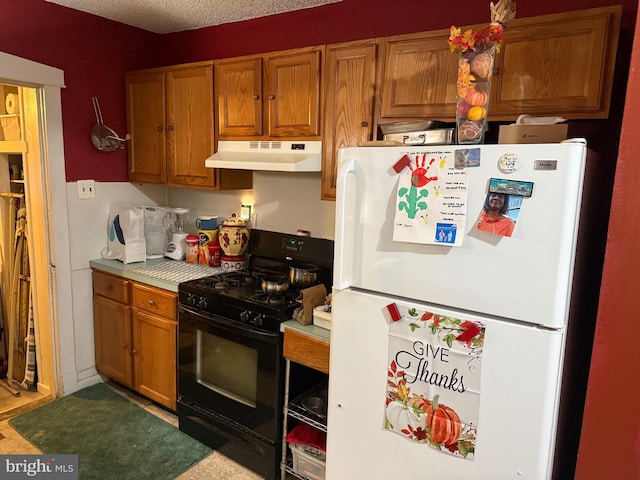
left=334, top=143, right=586, bottom=329
left=326, top=289, right=564, bottom=480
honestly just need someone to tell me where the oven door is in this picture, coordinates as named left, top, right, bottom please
left=178, top=304, right=283, bottom=442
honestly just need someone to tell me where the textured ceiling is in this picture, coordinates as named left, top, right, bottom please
left=45, top=0, right=342, bottom=34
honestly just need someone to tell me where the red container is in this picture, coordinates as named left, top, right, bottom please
left=208, top=241, right=221, bottom=267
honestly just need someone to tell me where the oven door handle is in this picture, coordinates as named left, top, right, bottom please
left=179, top=305, right=279, bottom=342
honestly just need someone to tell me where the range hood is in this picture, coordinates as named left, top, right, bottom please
left=205, top=140, right=322, bottom=172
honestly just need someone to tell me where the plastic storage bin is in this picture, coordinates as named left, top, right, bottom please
left=291, top=442, right=326, bottom=480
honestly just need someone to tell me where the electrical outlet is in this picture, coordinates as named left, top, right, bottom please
left=77, top=179, right=96, bottom=199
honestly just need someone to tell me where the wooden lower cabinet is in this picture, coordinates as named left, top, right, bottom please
left=281, top=326, right=330, bottom=479
left=92, top=270, right=177, bottom=411
left=93, top=294, right=133, bottom=386
left=132, top=309, right=176, bottom=410
left=283, top=328, right=330, bottom=374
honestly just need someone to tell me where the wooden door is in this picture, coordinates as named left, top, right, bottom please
left=126, top=71, right=167, bottom=183
left=265, top=49, right=322, bottom=137
left=323, top=41, right=377, bottom=201
left=216, top=58, right=263, bottom=137
left=378, top=30, right=459, bottom=121
left=490, top=5, right=621, bottom=119
left=132, top=309, right=177, bottom=410
left=166, top=64, right=216, bottom=188
left=93, top=295, right=133, bottom=387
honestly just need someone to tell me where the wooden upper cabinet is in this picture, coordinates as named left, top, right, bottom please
left=216, top=58, right=263, bottom=136
left=126, top=71, right=167, bottom=184
left=216, top=47, right=323, bottom=139
left=377, top=5, right=621, bottom=122
left=127, top=62, right=252, bottom=190
left=378, top=30, right=458, bottom=122
left=322, top=40, right=377, bottom=201
left=490, top=5, right=622, bottom=119
left=265, top=48, right=322, bottom=137
left=165, top=65, right=216, bottom=187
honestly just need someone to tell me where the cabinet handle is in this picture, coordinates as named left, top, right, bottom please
left=122, top=344, right=127, bottom=349
left=157, top=126, right=163, bottom=132
left=253, top=94, right=260, bottom=100
left=166, top=125, right=174, bottom=131
left=268, top=94, right=275, bottom=100
left=361, top=122, right=369, bottom=127
left=493, top=67, right=499, bottom=76
left=148, top=299, right=155, bottom=306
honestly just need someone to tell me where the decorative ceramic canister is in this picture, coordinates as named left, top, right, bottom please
left=219, top=213, right=250, bottom=257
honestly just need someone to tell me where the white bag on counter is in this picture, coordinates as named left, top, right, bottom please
left=102, top=204, right=146, bottom=263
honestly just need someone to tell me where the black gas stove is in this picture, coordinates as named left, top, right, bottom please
left=178, top=229, right=334, bottom=332
left=177, top=229, right=334, bottom=480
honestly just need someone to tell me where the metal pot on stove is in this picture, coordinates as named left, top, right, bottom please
left=289, top=264, right=319, bottom=287
left=261, top=275, right=290, bottom=294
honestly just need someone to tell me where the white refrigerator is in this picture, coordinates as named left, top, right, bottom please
left=326, top=141, right=602, bottom=480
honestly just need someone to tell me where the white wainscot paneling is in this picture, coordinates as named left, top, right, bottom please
left=66, top=182, right=165, bottom=271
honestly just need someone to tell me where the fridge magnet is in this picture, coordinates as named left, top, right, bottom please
left=454, top=148, right=481, bottom=168
left=497, top=152, right=522, bottom=174
left=383, top=305, right=486, bottom=460
left=488, top=177, right=534, bottom=197
left=476, top=191, right=520, bottom=237
left=393, top=151, right=469, bottom=246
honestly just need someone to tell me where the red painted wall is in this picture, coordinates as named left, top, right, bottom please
left=0, top=0, right=637, bottom=182
left=1, top=0, right=639, bottom=476
left=575, top=5, right=640, bottom=479
left=0, top=0, right=161, bottom=181
left=162, top=0, right=636, bottom=62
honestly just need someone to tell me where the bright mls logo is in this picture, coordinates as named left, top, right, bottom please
left=1, top=455, right=78, bottom=479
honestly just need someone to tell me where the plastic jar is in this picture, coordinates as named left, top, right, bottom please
left=185, top=235, right=199, bottom=264
left=208, top=241, right=221, bottom=267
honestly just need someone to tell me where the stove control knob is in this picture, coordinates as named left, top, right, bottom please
left=251, top=315, right=264, bottom=327
left=186, top=294, right=197, bottom=307
left=240, top=310, right=251, bottom=323
left=197, top=297, right=208, bottom=309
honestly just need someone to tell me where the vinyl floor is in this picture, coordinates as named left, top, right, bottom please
left=0, top=381, right=264, bottom=480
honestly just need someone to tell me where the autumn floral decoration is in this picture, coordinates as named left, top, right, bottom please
left=448, top=0, right=517, bottom=144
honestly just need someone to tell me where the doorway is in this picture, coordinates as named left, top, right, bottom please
left=0, top=51, right=72, bottom=411
left=0, top=84, right=53, bottom=413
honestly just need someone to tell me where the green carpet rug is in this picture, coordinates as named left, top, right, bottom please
left=8, top=383, right=212, bottom=480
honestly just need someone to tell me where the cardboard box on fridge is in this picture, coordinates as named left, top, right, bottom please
left=498, top=123, right=568, bottom=144
left=498, top=115, right=568, bottom=144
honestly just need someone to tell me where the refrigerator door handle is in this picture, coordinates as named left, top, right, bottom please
left=334, top=155, right=356, bottom=290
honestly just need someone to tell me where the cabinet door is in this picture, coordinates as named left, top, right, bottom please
left=166, top=65, right=216, bottom=188
left=216, top=58, right=263, bottom=136
left=265, top=49, right=322, bottom=137
left=379, top=31, right=459, bottom=121
left=490, top=5, right=621, bottom=119
left=126, top=71, right=167, bottom=183
left=322, top=41, right=377, bottom=201
left=93, top=295, right=133, bottom=387
left=132, top=309, right=177, bottom=410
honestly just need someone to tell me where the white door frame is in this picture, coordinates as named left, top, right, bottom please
left=1, top=50, right=73, bottom=397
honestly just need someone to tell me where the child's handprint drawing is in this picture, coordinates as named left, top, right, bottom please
left=398, top=154, right=439, bottom=220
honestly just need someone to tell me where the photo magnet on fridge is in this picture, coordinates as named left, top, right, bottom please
left=454, top=147, right=481, bottom=168
left=488, top=177, right=534, bottom=197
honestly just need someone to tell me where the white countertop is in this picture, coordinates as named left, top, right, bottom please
left=89, top=257, right=224, bottom=292
left=281, top=319, right=331, bottom=343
